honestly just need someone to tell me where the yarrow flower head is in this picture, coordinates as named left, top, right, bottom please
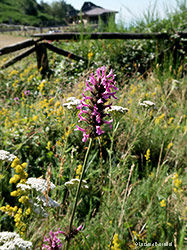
left=0, top=231, right=32, bottom=250
left=76, top=66, right=118, bottom=142
left=18, top=177, right=56, bottom=193
left=65, top=178, right=88, bottom=190
left=0, top=150, right=16, bottom=162
left=139, top=100, right=155, bottom=108
left=63, top=97, right=81, bottom=110
left=105, top=105, right=129, bottom=114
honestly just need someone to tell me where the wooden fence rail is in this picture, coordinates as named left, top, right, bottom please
left=0, top=39, right=37, bottom=55
left=33, top=31, right=187, bottom=40
left=0, top=32, right=186, bottom=77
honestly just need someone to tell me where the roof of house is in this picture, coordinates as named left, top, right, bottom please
left=79, top=2, right=118, bottom=16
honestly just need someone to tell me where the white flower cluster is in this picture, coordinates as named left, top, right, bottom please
left=105, top=105, right=129, bottom=114
left=17, top=178, right=58, bottom=212
left=139, top=100, right=155, bottom=108
left=65, top=178, right=88, bottom=189
left=36, top=195, right=59, bottom=207
left=63, top=97, right=81, bottom=110
left=16, top=183, right=31, bottom=191
left=28, top=199, right=48, bottom=217
left=0, top=150, right=16, bottom=162
left=0, top=232, right=32, bottom=250
left=22, top=177, right=56, bottom=193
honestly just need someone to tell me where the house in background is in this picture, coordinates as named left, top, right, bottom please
left=69, top=2, right=118, bottom=25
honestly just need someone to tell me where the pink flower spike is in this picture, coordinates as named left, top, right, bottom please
left=78, top=112, right=87, bottom=121
left=82, top=93, right=92, bottom=100
left=104, top=119, right=113, bottom=129
left=82, top=132, right=89, bottom=142
left=97, top=98, right=103, bottom=104
left=75, top=125, right=86, bottom=132
left=96, top=126, right=104, bottom=135
left=106, top=69, right=113, bottom=78
left=75, top=66, right=118, bottom=142
left=77, top=225, right=83, bottom=231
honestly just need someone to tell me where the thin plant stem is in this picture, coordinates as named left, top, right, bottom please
left=66, top=138, right=93, bottom=250
left=107, top=120, right=120, bottom=209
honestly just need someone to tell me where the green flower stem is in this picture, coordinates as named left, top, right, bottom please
left=107, top=120, right=120, bottom=209
left=66, top=138, right=93, bottom=250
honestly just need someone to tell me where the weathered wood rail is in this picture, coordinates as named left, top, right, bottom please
left=33, top=31, right=187, bottom=40
left=0, top=32, right=186, bottom=77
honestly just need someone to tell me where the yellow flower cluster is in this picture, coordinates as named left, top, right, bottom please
left=46, top=141, right=51, bottom=150
left=111, top=234, right=122, bottom=250
left=76, top=164, right=82, bottom=179
left=172, top=173, right=182, bottom=193
left=9, top=158, right=28, bottom=184
left=154, top=113, right=165, bottom=125
left=0, top=205, right=18, bottom=216
left=144, top=149, right=151, bottom=162
left=0, top=157, right=30, bottom=234
left=160, top=199, right=166, bottom=207
left=88, top=51, right=94, bottom=60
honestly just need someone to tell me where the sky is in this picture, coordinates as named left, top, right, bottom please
left=39, top=0, right=179, bottom=24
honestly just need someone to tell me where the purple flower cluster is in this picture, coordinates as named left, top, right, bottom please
left=76, top=66, right=118, bottom=142
left=42, top=225, right=83, bottom=249
left=24, top=90, right=30, bottom=96
left=42, top=229, right=63, bottom=250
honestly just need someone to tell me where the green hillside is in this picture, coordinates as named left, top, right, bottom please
left=0, top=0, right=74, bottom=26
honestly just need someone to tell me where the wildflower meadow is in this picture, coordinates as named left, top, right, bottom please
left=0, top=2, right=187, bottom=249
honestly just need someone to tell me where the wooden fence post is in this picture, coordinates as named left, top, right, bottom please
left=35, top=43, right=49, bottom=78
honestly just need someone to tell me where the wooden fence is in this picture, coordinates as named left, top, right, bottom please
left=0, top=32, right=186, bottom=77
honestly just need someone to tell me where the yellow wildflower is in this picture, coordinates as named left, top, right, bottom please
left=18, top=196, right=29, bottom=204
left=155, top=113, right=165, bottom=125
left=21, top=163, right=27, bottom=168
left=144, top=149, right=151, bottom=161
left=173, top=176, right=182, bottom=188
left=13, top=206, right=18, bottom=213
left=0, top=206, right=6, bottom=212
left=173, top=187, right=178, bottom=193
left=46, top=141, right=51, bottom=150
left=14, top=213, right=21, bottom=223
left=149, top=172, right=154, bottom=177
left=10, top=191, right=18, bottom=196
left=160, top=199, right=166, bottom=207
left=173, top=173, right=183, bottom=192
left=76, top=164, right=82, bottom=179
left=9, top=69, right=18, bottom=77
left=38, top=81, right=45, bottom=92
left=88, top=51, right=94, bottom=60
left=27, top=75, right=33, bottom=82
left=32, top=115, right=38, bottom=121
left=111, top=234, right=121, bottom=250
left=168, top=117, right=174, bottom=125
left=167, top=142, right=173, bottom=150
left=11, top=157, right=20, bottom=168
left=15, top=165, right=23, bottom=173
left=25, top=207, right=31, bottom=216
left=130, top=86, right=137, bottom=95
left=20, top=73, right=24, bottom=81
left=9, top=174, right=20, bottom=184
left=55, top=101, right=61, bottom=108
left=49, top=97, right=54, bottom=104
